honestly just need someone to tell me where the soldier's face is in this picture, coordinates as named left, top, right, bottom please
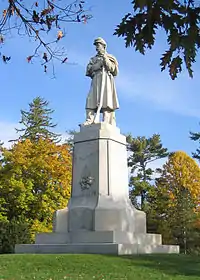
left=95, top=42, right=105, bottom=54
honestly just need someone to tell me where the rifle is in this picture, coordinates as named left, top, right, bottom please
left=94, top=65, right=106, bottom=123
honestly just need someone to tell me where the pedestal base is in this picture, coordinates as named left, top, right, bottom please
left=15, top=243, right=179, bottom=255
left=15, top=123, right=179, bottom=255
left=15, top=230, right=179, bottom=254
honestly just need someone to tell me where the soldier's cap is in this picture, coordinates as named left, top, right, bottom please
left=93, top=37, right=107, bottom=48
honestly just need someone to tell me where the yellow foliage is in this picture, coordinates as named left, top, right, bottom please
left=162, top=151, right=200, bottom=201
left=0, top=138, right=72, bottom=235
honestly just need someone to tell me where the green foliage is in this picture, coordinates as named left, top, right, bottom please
left=190, top=125, right=200, bottom=161
left=15, top=96, right=61, bottom=143
left=127, top=133, right=168, bottom=209
left=148, top=151, right=200, bottom=252
left=0, top=138, right=72, bottom=238
left=0, top=219, right=32, bottom=254
left=65, top=129, right=79, bottom=153
left=114, top=0, right=200, bottom=79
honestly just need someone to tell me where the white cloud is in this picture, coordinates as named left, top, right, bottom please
left=0, top=121, right=70, bottom=148
left=57, top=48, right=200, bottom=119
left=116, top=70, right=200, bottom=118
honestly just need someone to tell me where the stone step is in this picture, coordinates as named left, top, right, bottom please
left=35, top=231, right=162, bottom=245
left=15, top=243, right=179, bottom=255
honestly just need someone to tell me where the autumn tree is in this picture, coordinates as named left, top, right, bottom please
left=127, top=133, right=168, bottom=210
left=149, top=151, right=200, bottom=252
left=190, top=125, right=200, bottom=161
left=15, top=96, right=61, bottom=143
left=0, top=138, right=72, bottom=237
left=0, top=0, right=91, bottom=72
left=114, top=0, right=200, bottom=79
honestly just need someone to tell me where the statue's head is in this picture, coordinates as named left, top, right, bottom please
left=93, top=37, right=106, bottom=55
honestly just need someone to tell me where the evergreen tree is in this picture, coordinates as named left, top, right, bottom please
left=190, top=125, right=200, bottom=162
left=15, top=97, right=61, bottom=143
left=127, top=134, right=168, bottom=210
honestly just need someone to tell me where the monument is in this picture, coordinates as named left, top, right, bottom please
left=15, top=38, right=179, bottom=254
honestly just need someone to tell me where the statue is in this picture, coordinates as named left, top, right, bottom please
left=83, top=37, right=119, bottom=126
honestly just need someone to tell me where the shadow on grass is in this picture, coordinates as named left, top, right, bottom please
left=120, top=254, right=200, bottom=277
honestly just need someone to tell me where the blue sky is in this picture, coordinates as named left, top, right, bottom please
left=0, top=0, right=200, bottom=161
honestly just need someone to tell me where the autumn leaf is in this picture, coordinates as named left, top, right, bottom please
left=57, top=30, right=63, bottom=40
left=27, top=56, right=33, bottom=63
left=32, top=10, right=39, bottom=23
left=3, top=10, right=7, bottom=17
left=77, top=15, right=81, bottom=22
left=2, top=55, right=11, bottom=63
left=0, top=35, right=4, bottom=44
left=43, top=53, right=48, bottom=62
left=41, top=8, right=51, bottom=17
left=83, top=15, right=87, bottom=24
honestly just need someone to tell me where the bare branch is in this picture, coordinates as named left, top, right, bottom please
left=0, top=0, right=92, bottom=74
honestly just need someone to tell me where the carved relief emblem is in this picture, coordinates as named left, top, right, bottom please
left=79, top=176, right=94, bottom=190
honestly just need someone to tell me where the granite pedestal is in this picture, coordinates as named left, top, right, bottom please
left=15, top=123, right=179, bottom=254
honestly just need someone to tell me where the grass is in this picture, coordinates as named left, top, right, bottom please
left=0, top=254, right=200, bottom=280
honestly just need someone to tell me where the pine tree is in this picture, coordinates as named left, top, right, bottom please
left=127, top=134, right=168, bottom=210
left=190, top=126, right=200, bottom=162
left=15, top=97, right=60, bottom=143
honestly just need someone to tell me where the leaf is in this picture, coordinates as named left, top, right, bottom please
left=160, top=50, right=173, bottom=71
left=83, top=15, right=87, bottom=24
left=3, top=9, right=7, bottom=17
left=57, top=30, right=63, bottom=40
left=32, top=10, right=40, bottom=23
left=77, top=15, right=81, bottom=22
left=27, top=56, right=33, bottom=63
left=0, top=35, right=4, bottom=44
left=43, top=53, right=48, bottom=62
left=41, top=8, right=51, bottom=17
left=2, top=55, right=11, bottom=63
left=133, top=0, right=148, bottom=11
left=169, top=56, right=183, bottom=80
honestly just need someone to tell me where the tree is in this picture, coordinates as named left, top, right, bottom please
left=0, top=0, right=91, bottom=73
left=127, top=133, right=168, bottom=210
left=149, top=151, right=200, bottom=252
left=65, top=129, right=79, bottom=153
left=0, top=138, right=72, bottom=236
left=190, top=125, right=200, bottom=161
left=15, top=96, right=61, bottom=143
left=114, top=0, right=200, bottom=80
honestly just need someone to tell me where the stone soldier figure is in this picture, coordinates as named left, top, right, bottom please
left=83, top=37, right=119, bottom=126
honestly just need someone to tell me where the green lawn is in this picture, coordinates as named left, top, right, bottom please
left=0, top=254, right=200, bottom=280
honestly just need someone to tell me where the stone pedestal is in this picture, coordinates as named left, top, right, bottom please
left=15, top=123, right=179, bottom=254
